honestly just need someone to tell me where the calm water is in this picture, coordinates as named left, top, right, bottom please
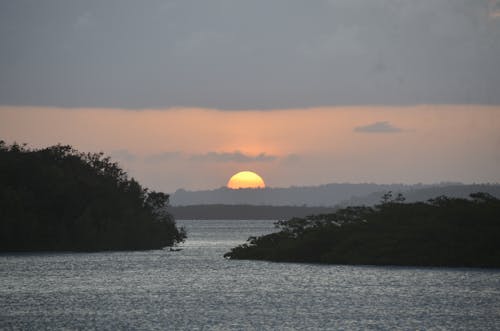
left=1, top=219, right=500, bottom=330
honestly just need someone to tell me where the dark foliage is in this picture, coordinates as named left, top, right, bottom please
left=0, top=141, right=186, bottom=251
left=224, top=192, right=500, bottom=268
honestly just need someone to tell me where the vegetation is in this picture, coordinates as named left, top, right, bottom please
left=0, top=141, right=186, bottom=251
left=171, top=183, right=500, bottom=206
left=224, top=192, right=500, bottom=268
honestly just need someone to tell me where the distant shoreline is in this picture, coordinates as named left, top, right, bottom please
left=170, top=183, right=500, bottom=207
left=168, top=204, right=338, bottom=220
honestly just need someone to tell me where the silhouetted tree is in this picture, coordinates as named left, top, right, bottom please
left=394, top=193, right=406, bottom=203
left=0, top=141, right=186, bottom=251
left=380, top=191, right=393, bottom=204
left=225, top=193, right=500, bottom=268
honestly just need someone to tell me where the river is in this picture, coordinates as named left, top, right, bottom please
left=1, top=219, right=499, bottom=330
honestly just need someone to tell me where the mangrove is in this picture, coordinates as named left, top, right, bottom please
left=224, top=192, right=500, bottom=268
left=0, top=141, right=186, bottom=251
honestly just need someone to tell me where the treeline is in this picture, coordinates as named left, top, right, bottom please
left=224, top=192, right=500, bottom=268
left=171, top=183, right=500, bottom=207
left=171, top=183, right=416, bottom=206
left=339, top=184, right=500, bottom=207
left=168, top=204, right=338, bottom=220
left=0, top=141, right=186, bottom=251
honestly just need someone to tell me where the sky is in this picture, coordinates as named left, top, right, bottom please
left=1, top=1, right=499, bottom=193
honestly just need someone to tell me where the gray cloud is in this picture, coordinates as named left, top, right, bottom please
left=354, top=121, right=403, bottom=133
left=74, top=12, right=94, bottom=29
left=145, top=151, right=182, bottom=163
left=190, top=151, right=277, bottom=163
left=143, top=150, right=279, bottom=163
left=490, top=0, right=500, bottom=17
left=281, top=153, right=301, bottom=164
left=1, top=1, right=499, bottom=109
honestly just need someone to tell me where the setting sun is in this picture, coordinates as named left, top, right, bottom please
left=227, top=171, right=266, bottom=189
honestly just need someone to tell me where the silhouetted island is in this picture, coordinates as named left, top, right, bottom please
left=0, top=141, right=186, bottom=251
left=224, top=192, right=500, bottom=268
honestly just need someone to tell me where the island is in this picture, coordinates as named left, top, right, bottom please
left=224, top=192, right=500, bottom=268
left=0, top=141, right=186, bottom=251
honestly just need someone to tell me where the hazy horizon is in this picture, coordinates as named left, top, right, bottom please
left=172, top=181, right=497, bottom=192
left=2, top=105, right=499, bottom=192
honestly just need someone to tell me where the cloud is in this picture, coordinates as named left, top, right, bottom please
left=490, top=10, right=500, bottom=18
left=1, top=1, right=500, bottom=109
left=190, top=151, right=277, bottom=163
left=145, top=151, right=182, bottom=163
left=354, top=121, right=403, bottom=133
left=489, top=0, right=500, bottom=18
left=74, top=12, right=94, bottom=29
left=281, top=153, right=301, bottom=164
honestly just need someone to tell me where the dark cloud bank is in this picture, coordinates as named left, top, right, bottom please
left=1, top=0, right=499, bottom=109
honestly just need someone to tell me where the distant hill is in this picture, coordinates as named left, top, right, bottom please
left=170, top=183, right=500, bottom=207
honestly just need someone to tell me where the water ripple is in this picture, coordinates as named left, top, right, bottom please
left=1, top=220, right=499, bottom=330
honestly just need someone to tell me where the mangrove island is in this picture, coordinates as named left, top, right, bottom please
left=224, top=192, right=500, bottom=268
left=0, top=141, right=186, bottom=251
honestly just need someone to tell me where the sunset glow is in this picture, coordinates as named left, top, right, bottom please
left=2, top=1, right=500, bottom=328
left=0, top=105, right=499, bottom=192
left=227, top=171, right=266, bottom=189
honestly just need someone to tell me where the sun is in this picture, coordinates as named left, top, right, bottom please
left=227, top=171, right=266, bottom=189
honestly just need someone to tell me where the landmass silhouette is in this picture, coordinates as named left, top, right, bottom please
left=0, top=141, right=185, bottom=251
left=225, top=192, right=500, bottom=268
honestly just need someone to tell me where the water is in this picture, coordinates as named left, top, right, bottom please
left=1, top=219, right=500, bottom=330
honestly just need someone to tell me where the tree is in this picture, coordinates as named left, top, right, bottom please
left=380, top=191, right=393, bottom=204
left=0, top=141, right=186, bottom=251
left=225, top=193, right=500, bottom=268
left=394, top=193, right=406, bottom=203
